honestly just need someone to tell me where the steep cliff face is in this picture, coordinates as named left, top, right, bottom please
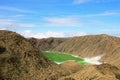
left=0, top=30, right=70, bottom=80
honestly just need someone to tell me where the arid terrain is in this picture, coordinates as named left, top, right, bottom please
left=0, top=30, right=120, bottom=80
left=0, top=30, right=71, bottom=80
left=29, top=34, right=120, bottom=68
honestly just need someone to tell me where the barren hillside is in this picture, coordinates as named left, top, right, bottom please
left=0, top=30, right=70, bottom=80
left=33, top=34, right=120, bottom=67
left=59, top=64, right=120, bottom=80
left=28, top=37, right=67, bottom=51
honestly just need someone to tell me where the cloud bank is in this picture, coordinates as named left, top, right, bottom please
left=73, top=0, right=118, bottom=4
left=0, top=19, right=36, bottom=31
left=42, top=17, right=83, bottom=27
left=0, top=6, right=36, bottom=13
left=20, top=30, right=88, bottom=38
left=73, top=0, right=92, bottom=4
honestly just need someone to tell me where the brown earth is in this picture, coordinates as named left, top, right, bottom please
left=28, top=37, right=67, bottom=51
left=60, top=61, right=84, bottom=73
left=28, top=34, right=120, bottom=79
left=52, top=34, right=120, bottom=67
left=31, top=34, right=120, bottom=67
left=59, top=64, right=120, bottom=80
left=1, top=30, right=120, bottom=80
left=0, top=30, right=71, bottom=80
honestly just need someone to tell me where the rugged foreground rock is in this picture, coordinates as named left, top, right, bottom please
left=59, top=64, right=120, bottom=80
left=0, top=30, right=70, bottom=80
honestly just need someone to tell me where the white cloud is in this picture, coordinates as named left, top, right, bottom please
left=11, top=14, right=25, bottom=18
left=71, top=11, right=120, bottom=18
left=100, top=29, right=120, bottom=36
left=73, top=0, right=92, bottom=4
left=0, top=14, right=25, bottom=20
left=0, top=6, right=36, bottom=13
left=41, top=17, right=83, bottom=27
left=20, top=30, right=88, bottom=38
left=84, top=11, right=120, bottom=17
left=38, top=11, right=120, bottom=27
left=73, top=0, right=118, bottom=4
left=0, top=10, right=119, bottom=32
left=0, top=19, right=36, bottom=30
left=21, top=30, right=65, bottom=38
left=0, top=16, right=83, bottom=30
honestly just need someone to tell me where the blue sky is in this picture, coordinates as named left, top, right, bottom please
left=0, top=0, right=120, bottom=38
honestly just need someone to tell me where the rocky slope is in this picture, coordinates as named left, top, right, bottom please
left=0, top=30, right=70, bottom=80
left=52, top=34, right=120, bottom=67
left=32, top=34, right=120, bottom=67
left=28, top=37, right=67, bottom=51
left=28, top=33, right=120, bottom=80
left=3, top=31, right=119, bottom=80
left=59, top=64, right=120, bottom=80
